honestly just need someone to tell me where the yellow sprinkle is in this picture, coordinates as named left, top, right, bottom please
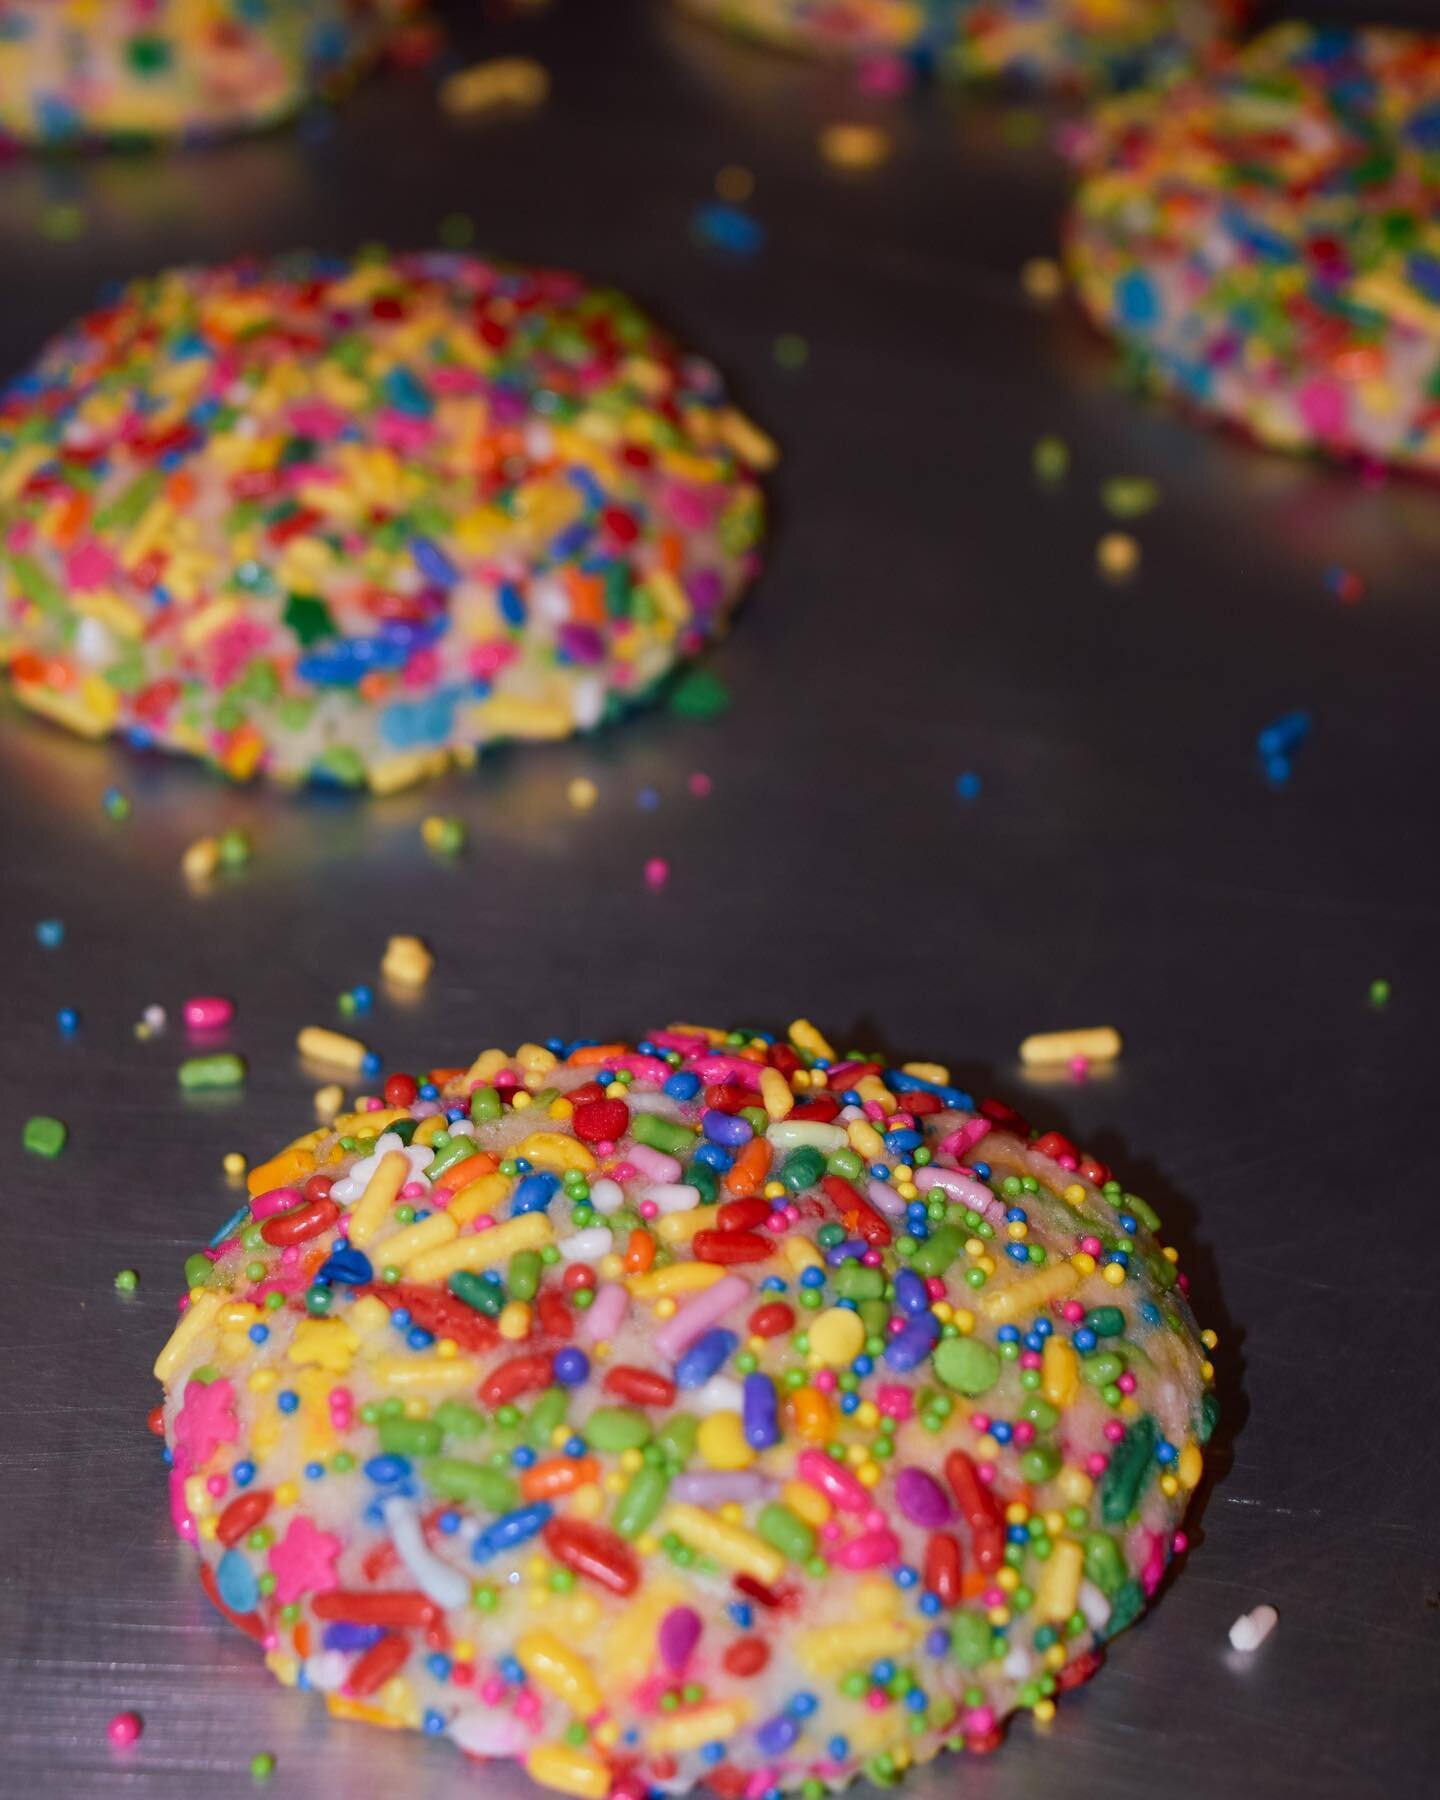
left=759, top=1066, right=794, bottom=1121
left=647, top=1702, right=752, bottom=1755
left=1021, top=256, right=1064, bottom=303
left=628, top=1262, right=725, bottom=1300
left=518, top=1130, right=594, bottom=1172
left=408, top=1212, right=552, bottom=1283
left=1041, top=1337, right=1079, bottom=1408
left=297, top=1025, right=369, bottom=1072
left=153, top=1290, right=222, bottom=1382
left=819, top=122, right=891, bottom=169
left=660, top=1504, right=784, bottom=1585
left=808, top=1306, right=865, bottom=1367
left=1097, top=532, right=1140, bottom=581
left=442, top=56, right=550, bottom=117
left=346, top=1149, right=411, bottom=1249
left=981, top=1262, right=1079, bottom=1323
left=788, top=1017, right=835, bottom=1061
left=1034, top=1539, right=1084, bottom=1623
left=370, top=1211, right=458, bottom=1269
left=222, top=1151, right=247, bottom=1180
left=287, top=1318, right=359, bottom=1375
left=371, top=1355, right=479, bottom=1391
left=381, top=934, right=433, bottom=988
left=314, top=1084, right=344, bottom=1122
left=516, top=1632, right=601, bottom=1716
left=499, top=1302, right=532, bottom=1340
left=696, top=1411, right=755, bottom=1471
left=567, top=776, right=599, bottom=811
left=1019, top=1026, right=1122, bottom=1068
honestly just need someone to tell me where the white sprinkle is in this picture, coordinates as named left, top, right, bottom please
left=1228, top=1604, right=1279, bottom=1653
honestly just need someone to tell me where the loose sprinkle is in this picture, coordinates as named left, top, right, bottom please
left=644, top=857, right=670, bottom=891
left=115, top=1269, right=140, bottom=1294
left=1228, top=1605, right=1278, bottom=1653
left=567, top=778, right=599, bottom=812
left=1019, top=1027, right=1122, bottom=1069
left=1021, top=257, right=1064, bottom=303
left=383, top=935, right=434, bottom=989
left=819, top=123, right=891, bottom=169
left=106, top=1711, right=143, bottom=1748
left=178, top=1053, right=247, bottom=1092
left=440, top=57, right=550, bottom=117
left=22, top=1115, right=66, bottom=1156
left=35, top=918, right=64, bottom=948
left=422, top=817, right=467, bottom=857
left=1096, top=532, right=1140, bottom=580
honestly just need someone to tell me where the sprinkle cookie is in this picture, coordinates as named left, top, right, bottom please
left=0, top=252, right=772, bottom=790
left=155, top=1021, right=1217, bottom=1792
left=0, top=0, right=417, bottom=146
left=679, top=2, right=1241, bottom=89
left=1066, top=24, right=1440, bottom=474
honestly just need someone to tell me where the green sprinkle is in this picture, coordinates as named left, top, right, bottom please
left=665, top=666, right=730, bottom=721
left=22, top=1115, right=66, bottom=1157
left=1370, top=977, right=1391, bottom=1006
left=179, top=1053, right=247, bottom=1091
left=250, top=1751, right=276, bottom=1782
left=114, top=1268, right=139, bottom=1293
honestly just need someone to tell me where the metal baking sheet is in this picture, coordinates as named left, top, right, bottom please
left=1, top=3, right=1436, bottom=1796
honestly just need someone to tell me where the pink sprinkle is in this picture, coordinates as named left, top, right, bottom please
left=107, top=1711, right=143, bottom=1749
left=1117, top=1372, right=1137, bottom=1394
left=1012, top=1422, right=1035, bottom=1447
left=400, top=1180, right=427, bottom=1200
left=183, top=995, right=233, bottom=1031
left=205, top=1473, right=227, bottom=1497
left=964, top=1706, right=996, bottom=1736
left=861, top=1248, right=882, bottom=1267
left=820, top=1520, right=844, bottom=1544
left=688, top=771, right=712, bottom=797
left=866, top=1690, right=889, bottom=1711
left=1173, top=1531, right=1189, bottom=1555
left=976, top=1462, right=997, bottom=1485
left=472, top=1214, right=496, bottom=1232
left=765, top=1212, right=788, bottom=1232
left=638, top=1200, right=659, bottom=1221
left=1019, top=1351, right=1042, bottom=1370
left=924, top=1277, right=946, bottom=1300
left=644, top=857, right=670, bottom=891
left=1086, top=1452, right=1109, bottom=1476
left=1061, top=1300, right=1085, bottom=1322
left=363, top=1097, right=384, bottom=1112
left=876, top=1385, right=913, bottom=1421
left=970, top=1414, right=991, bottom=1433
left=1080, top=1236, right=1103, bottom=1256
left=479, top=1677, right=504, bottom=1706
left=1103, top=1420, right=1127, bottom=1444
left=813, top=1370, right=838, bottom=1394
left=1068, top=1056, right=1090, bottom=1081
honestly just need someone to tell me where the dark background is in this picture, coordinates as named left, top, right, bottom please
left=1, top=2, right=1436, bottom=1795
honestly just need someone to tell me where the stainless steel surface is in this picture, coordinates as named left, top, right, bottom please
left=2, top=3, right=1437, bottom=1795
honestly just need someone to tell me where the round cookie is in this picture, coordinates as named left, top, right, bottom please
left=0, top=252, right=772, bottom=790
left=676, top=1, right=950, bottom=62
left=678, top=2, right=1241, bottom=89
left=1066, top=24, right=1440, bottom=473
left=0, top=0, right=418, bottom=146
left=155, top=1020, right=1218, bottom=1793
left=947, top=1, right=1244, bottom=91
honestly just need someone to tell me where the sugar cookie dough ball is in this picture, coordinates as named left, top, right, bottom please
left=1067, top=24, right=1440, bottom=472
left=156, top=1020, right=1217, bottom=1791
left=0, top=251, right=772, bottom=789
left=0, top=0, right=417, bottom=145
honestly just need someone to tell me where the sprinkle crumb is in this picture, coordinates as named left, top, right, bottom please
left=1228, top=1605, right=1278, bottom=1653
